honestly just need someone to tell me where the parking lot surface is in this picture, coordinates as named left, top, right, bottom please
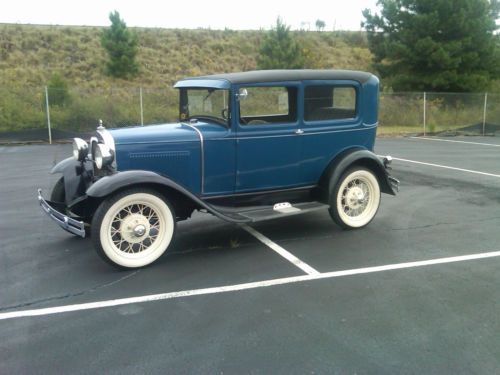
left=1, top=136, right=499, bottom=373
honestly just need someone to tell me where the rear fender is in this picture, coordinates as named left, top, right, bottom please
left=319, top=148, right=397, bottom=198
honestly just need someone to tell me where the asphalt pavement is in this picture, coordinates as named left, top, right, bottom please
left=1, top=136, right=499, bottom=374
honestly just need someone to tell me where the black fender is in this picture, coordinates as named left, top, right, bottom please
left=51, top=157, right=94, bottom=204
left=51, top=157, right=76, bottom=174
left=85, top=170, right=250, bottom=223
left=319, top=148, right=397, bottom=199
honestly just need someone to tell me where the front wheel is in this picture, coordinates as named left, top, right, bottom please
left=91, top=189, right=176, bottom=269
left=329, top=168, right=381, bottom=229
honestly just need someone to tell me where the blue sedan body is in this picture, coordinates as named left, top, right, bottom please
left=38, top=70, right=398, bottom=268
left=109, top=71, right=380, bottom=198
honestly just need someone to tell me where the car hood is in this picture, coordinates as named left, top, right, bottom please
left=109, top=122, right=199, bottom=145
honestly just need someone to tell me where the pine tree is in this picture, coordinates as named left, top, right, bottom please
left=47, top=73, right=71, bottom=107
left=362, top=0, right=500, bottom=92
left=101, top=11, right=139, bottom=79
left=257, top=18, right=305, bottom=69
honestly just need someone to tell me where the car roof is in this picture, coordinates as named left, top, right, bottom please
left=176, top=69, right=374, bottom=86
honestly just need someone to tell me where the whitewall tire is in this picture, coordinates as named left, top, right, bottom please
left=329, top=168, right=381, bottom=229
left=91, top=189, right=175, bottom=269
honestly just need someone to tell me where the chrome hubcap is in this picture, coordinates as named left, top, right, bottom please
left=347, top=186, right=365, bottom=208
left=341, top=179, right=370, bottom=217
left=133, top=224, right=146, bottom=237
left=110, top=205, right=161, bottom=253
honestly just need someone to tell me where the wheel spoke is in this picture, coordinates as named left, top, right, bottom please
left=118, top=240, right=127, bottom=252
left=129, top=243, right=136, bottom=253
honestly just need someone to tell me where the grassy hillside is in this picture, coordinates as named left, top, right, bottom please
left=1, top=24, right=498, bottom=136
left=0, top=24, right=372, bottom=89
left=0, top=24, right=373, bottom=132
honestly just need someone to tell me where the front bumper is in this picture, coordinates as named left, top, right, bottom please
left=37, top=189, right=86, bottom=238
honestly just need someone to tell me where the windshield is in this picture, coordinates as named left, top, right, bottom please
left=179, top=88, right=229, bottom=126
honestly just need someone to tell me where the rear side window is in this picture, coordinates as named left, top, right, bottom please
left=239, top=86, right=297, bottom=125
left=304, top=86, right=357, bottom=122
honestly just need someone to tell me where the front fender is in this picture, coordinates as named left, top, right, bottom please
left=51, top=157, right=76, bottom=174
left=85, top=170, right=249, bottom=223
left=321, top=148, right=397, bottom=197
left=86, top=170, right=191, bottom=198
left=51, top=157, right=94, bottom=204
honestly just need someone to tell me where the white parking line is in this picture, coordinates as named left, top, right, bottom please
left=1, top=250, right=499, bottom=321
left=240, top=224, right=320, bottom=275
left=410, top=136, right=500, bottom=148
left=392, top=157, right=500, bottom=179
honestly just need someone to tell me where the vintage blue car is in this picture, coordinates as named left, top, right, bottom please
left=38, top=70, right=398, bottom=269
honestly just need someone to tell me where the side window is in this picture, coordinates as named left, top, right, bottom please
left=239, top=86, right=297, bottom=125
left=304, top=86, right=357, bottom=122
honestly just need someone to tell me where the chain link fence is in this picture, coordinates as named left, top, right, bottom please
left=379, top=92, right=500, bottom=136
left=0, top=87, right=499, bottom=143
left=0, top=86, right=179, bottom=143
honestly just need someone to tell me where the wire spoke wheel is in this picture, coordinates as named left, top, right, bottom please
left=329, top=168, right=381, bottom=229
left=91, top=189, right=175, bottom=269
left=341, top=178, right=371, bottom=217
left=109, top=203, right=160, bottom=254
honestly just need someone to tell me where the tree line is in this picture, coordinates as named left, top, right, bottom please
left=94, top=2, right=500, bottom=93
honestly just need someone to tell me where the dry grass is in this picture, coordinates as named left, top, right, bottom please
left=0, top=24, right=372, bottom=131
left=0, top=24, right=371, bottom=89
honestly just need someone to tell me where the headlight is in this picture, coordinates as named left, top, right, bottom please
left=72, top=138, right=88, bottom=161
left=94, top=143, right=114, bottom=169
left=88, top=137, right=99, bottom=161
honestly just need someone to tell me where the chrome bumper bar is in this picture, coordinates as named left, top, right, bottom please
left=37, top=189, right=86, bottom=238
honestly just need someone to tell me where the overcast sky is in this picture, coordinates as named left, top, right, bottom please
left=0, top=0, right=379, bottom=31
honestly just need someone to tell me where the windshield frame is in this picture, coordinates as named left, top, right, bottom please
left=178, top=87, right=230, bottom=127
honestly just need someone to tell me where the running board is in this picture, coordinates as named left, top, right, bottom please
left=223, top=201, right=330, bottom=222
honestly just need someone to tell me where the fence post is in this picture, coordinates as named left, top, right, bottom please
left=482, top=92, right=488, bottom=136
left=140, top=87, right=144, bottom=126
left=44, top=86, right=52, bottom=145
left=423, top=92, right=427, bottom=136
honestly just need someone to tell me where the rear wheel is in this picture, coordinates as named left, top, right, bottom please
left=329, top=167, right=381, bottom=229
left=91, top=188, right=176, bottom=269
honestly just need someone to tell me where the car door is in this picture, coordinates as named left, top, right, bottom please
left=299, top=80, right=367, bottom=185
left=234, top=83, right=302, bottom=192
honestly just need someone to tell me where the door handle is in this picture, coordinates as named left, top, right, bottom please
left=295, top=129, right=304, bottom=135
